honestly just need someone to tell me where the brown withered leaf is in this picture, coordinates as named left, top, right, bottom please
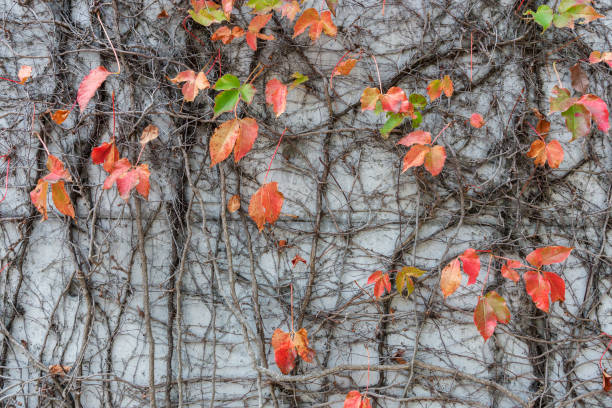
left=227, top=194, right=240, bottom=213
left=140, top=124, right=159, bottom=145
left=570, top=63, right=589, bottom=94
left=51, top=110, right=70, bottom=125
left=604, top=370, right=611, bottom=392
left=49, top=365, right=71, bottom=376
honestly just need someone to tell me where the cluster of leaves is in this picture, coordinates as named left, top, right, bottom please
left=366, top=266, right=426, bottom=300
left=440, top=246, right=572, bottom=341
left=525, top=0, right=603, bottom=32
left=549, top=84, right=609, bottom=140
left=271, top=328, right=314, bottom=374
left=30, top=155, right=75, bottom=220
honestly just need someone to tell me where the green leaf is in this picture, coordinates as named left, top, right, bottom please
left=525, top=5, right=553, bottom=32
left=189, top=8, right=227, bottom=27
left=289, top=72, right=309, bottom=89
left=411, top=111, right=423, bottom=128
left=553, top=12, right=573, bottom=28
left=214, top=89, right=240, bottom=117
left=374, top=100, right=384, bottom=115
left=396, top=267, right=426, bottom=297
left=380, top=113, right=404, bottom=139
left=214, top=74, right=241, bottom=90
left=240, top=84, right=256, bottom=104
left=562, top=103, right=592, bottom=140
left=409, top=93, right=427, bottom=110
left=247, top=0, right=282, bottom=13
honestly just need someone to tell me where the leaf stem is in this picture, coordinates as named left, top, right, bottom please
left=431, top=121, right=453, bottom=144
left=600, top=332, right=612, bottom=371
left=480, top=253, right=493, bottom=297
left=0, top=155, right=10, bottom=203
left=371, top=55, right=383, bottom=93
left=290, top=283, right=294, bottom=335
left=97, top=12, right=121, bottom=75
left=263, top=128, right=287, bottom=184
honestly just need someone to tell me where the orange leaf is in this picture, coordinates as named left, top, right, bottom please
left=49, top=365, right=71, bottom=376
left=441, top=75, right=453, bottom=97
left=51, top=181, right=75, bottom=219
left=133, top=164, right=151, bottom=200
left=51, top=109, right=70, bottom=125
left=527, top=139, right=564, bottom=168
left=343, top=390, right=372, bottom=408
left=501, top=260, right=522, bottom=282
left=210, top=119, right=240, bottom=166
left=440, top=258, right=461, bottom=298
left=222, top=0, right=233, bottom=18
left=281, top=0, right=301, bottom=21
left=427, top=75, right=453, bottom=101
left=91, top=140, right=120, bottom=173
left=401, top=144, right=429, bottom=172
left=227, top=194, right=241, bottom=212
left=246, top=14, right=274, bottom=50
left=248, top=182, right=284, bottom=231
left=140, top=125, right=159, bottom=145
left=423, top=145, right=446, bottom=176
left=270, top=328, right=315, bottom=374
left=473, top=291, right=510, bottom=341
left=603, top=370, right=611, bottom=392
left=293, top=8, right=336, bottom=42
left=333, top=58, right=357, bottom=77
left=234, top=118, right=259, bottom=162
left=211, top=26, right=245, bottom=44
left=77, top=66, right=111, bottom=112
left=397, top=130, right=432, bottom=147
left=265, top=78, right=288, bottom=117
left=526, top=246, right=573, bottom=268
left=170, top=70, right=210, bottom=102
left=360, top=87, right=381, bottom=111
left=367, top=270, right=391, bottom=299
left=293, top=328, right=315, bottom=362
left=43, top=155, right=72, bottom=183
left=589, top=51, right=612, bottom=68
left=470, top=113, right=485, bottom=128
left=157, top=9, right=170, bottom=18
left=30, top=179, right=49, bottom=220
left=103, top=159, right=150, bottom=201
left=18, top=65, right=32, bottom=84
left=291, top=254, right=307, bottom=267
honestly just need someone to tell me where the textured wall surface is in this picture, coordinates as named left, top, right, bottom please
left=0, top=0, right=611, bottom=407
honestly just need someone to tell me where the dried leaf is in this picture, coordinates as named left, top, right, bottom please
left=140, top=125, right=159, bottom=145
left=291, top=254, right=307, bottom=267
left=51, top=109, right=70, bottom=125
left=227, top=194, right=241, bottom=212
left=18, top=65, right=32, bottom=84
left=170, top=70, right=210, bottom=102
left=570, top=63, right=589, bottom=93
left=77, top=66, right=111, bottom=112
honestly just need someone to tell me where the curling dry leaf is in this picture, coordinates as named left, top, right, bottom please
left=603, top=370, right=612, bottom=392
left=209, top=118, right=259, bottom=166
left=570, top=63, right=589, bottom=93
left=291, top=254, right=307, bottom=267
left=265, top=78, right=288, bottom=117
left=248, top=182, right=284, bottom=231
left=293, top=8, right=337, bottom=42
left=51, top=109, right=70, bottom=125
left=246, top=13, right=275, bottom=50
left=271, top=328, right=314, bottom=374
left=49, top=365, right=71, bottom=376
left=227, top=194, right=241, bottom=213
left=367, top=270, right=391, bottom=299
left=140, top=125, right=159, bottom=145
left=18, top=65, right=32, bottom=84
left=527, top=139, right=564, bottom=168
left=170, top=70, right=210, bottom=102
left=473, top=291, right=510, bottom=341
left=77, top=66, right=111, bottom=112
left=343, top=390, right=372, bottom=408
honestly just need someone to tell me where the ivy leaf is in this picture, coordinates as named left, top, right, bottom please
left=281, top=0, right=300, bottom=20
left=51, top=109, right=70, bottom=125
left=409, top=93, right=427, bottom=110
left=524, top=5, right=553, bottom=32
left=397, top=130, right=431, bottom=147
left=214, top=89, right=240, bottom=117
left=43, top=155, right=72, bottom=183
left=423, top=145, right=446, bottom=176
left=293, top=8, right=337, bottom=42
left=549, top=86, right=577, bottom=113
left=234, top=118, right=259, bottom=162
left=561, top=103, right=591, bottom=140
left=91, top=140, right=120, bottom=173
left=51, top=181, right=75, bottom=219
left=426, top=75, right=453, bottom=101
left=18, top=65, right=32, bottom=84
left=526, top=246, right=573, bottom=268
left=290, top=72, right=309, bottom=89
left=140, top=125, right=159, bottom=146
left=577, top=94, right=609, bottom=133
left=227, top=194, right=241, bottom=213
left=246, top=13, right=275, bottom=50
left=380, top=87, right=411, bottom=114
left=459, top=248, right=480, bottom=285
left=103, top=159, right=150, bottom=201
left=473, top=291, right=510, bottom=341
left=396, top=266, right=426, bottom=297
left=367, top=270, right=391, bottom=299
left=247, top=0, right=282, bottom=13
left=440, top=258, right=461, bottom=298
left=265, top=78, right=288, bottom=117
left=325, top=0, right=338, bottom=16
left=221, top=0, right=234, bottom=18
left=214, top=74, right=241, bottom=90
left=570, top=63, right=589, bottom=94
left=589, top=51, right=612, bottom=68
left=189, top=1, right=227, bottom=26
left=501, top=260, right=522, bottom=282
left=239, top=84, right=256, bottom=104
left=470, top=113, right=485, bottom=128
left=343, top=390, right=372, bottom=408
left=211, top=26, right=245, bottom=44
left=360, top=87, right=382, bottom=111
left=291, top=254, right=307, bottom=267
left=401, top=144, right=429, bottom=171
left=523, top=270, right=565, bottom=312
left=380, top=113, right=404, bottom=139
left=170, top=70, right=210, bottom=102
left=603, top=370, right=612, bottom=392
left=77, top=66, right=111, bottom=112
left=271, top=327, right=314, bottom=374
left=30, top=179, right=49, bottom=220
left=249, top=182, right=284, bottom=231
left=526, top=139, right=564, bottom=168
left=210, top=118, right=259, bottom=165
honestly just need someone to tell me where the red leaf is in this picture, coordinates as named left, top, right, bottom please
left=397, top=131, right=432, bottom=147
left=527, top=139, right=564, bottom=168
left=440, top=258, right=461, bottom=298
left=169, top=70, right=210, bottom=102
left=459, top=248, right=480, bottom=285
left=291, top=254, right=307, bottom=267
left=271, top=328, right=315, bottom=374
left=133, top=164, right=151, bottom=200
left=501, top=260, right=522, bottom=282
left=246, top=13, right=275, bottom=50
left=91, top=140, right=120, bottom=173
left=265, top=78, right=288, bottom=117
left=577, top=94, right=609, bottom=133
left=526, top=246, right=573, bottom=268
left=542, top=271, right=565, bottom=303
left=103, top=159, right=150, bottom=201
left=234, top=118, right=259, bottom=162
left=248, top=182, right=284, bottom=231
left=470, top=113, right=485, bottom=128
left=18, top=65, right=32, bottom=84
left=367, top=270, right=391, bottom=299
left=51, top=181, right=75, bottom=219
left=380, top=87, right=408, bottom=113
left=589, top=51, right=612, bottom=68
left=343, top=390, right=372, bottom=408
left=43, top=155, right=72, bottom=183
left=473, top=291, right=510, bottom=341
left=401, top=144, right=429, bottom=172
left=30, top=179, right=49, bottom=220
left=221, top=0, right=233, bottom=17
left=523, top=270, right=552, bottom=312
left=77, top=66, right=111, bottom=112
